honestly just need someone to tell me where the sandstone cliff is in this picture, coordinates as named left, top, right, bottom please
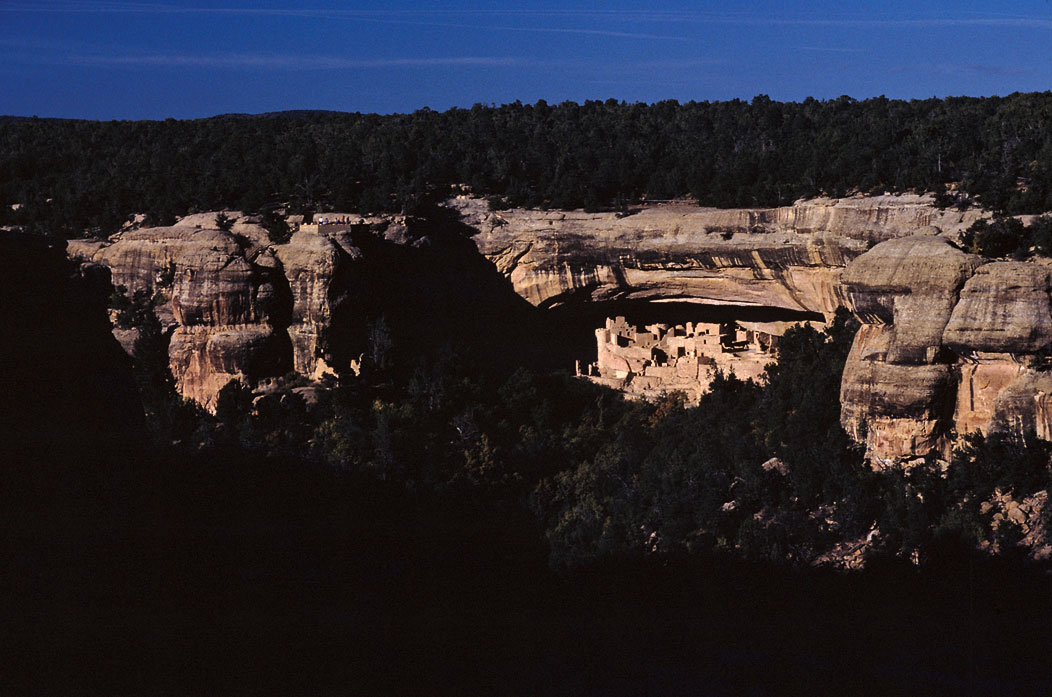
left=454, top=194, right=983, bottom=316
left=69, top=212, right=360, bottom=408
left=840, top=237, right=1052, bottom=462
left=458, top=194, right=1052, bottom=461
left=67, top=194, right=1052, bottom=459
left=69, top=208, right=544, bottom=409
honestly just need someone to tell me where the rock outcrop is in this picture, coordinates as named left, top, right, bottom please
left=840, top=236, right=1052, bottom=462
left=64, top=194, right=1052, bottom=458
left=273, top=230, right=349, bottom=380
left=981, top=489, right=1051, bottom=560
left=459, top=193, right=1052, bottom=461
left=69, top=213, right=343, bottom=408
left=840, top=331, right=956, bottom=460
left=68, top=209, right=544, bottom=409
left=841, top=236, right=984, bottom=364
left=455, top=194, right=983, bottom=316
left=943, top=262, right=1052, bottom=354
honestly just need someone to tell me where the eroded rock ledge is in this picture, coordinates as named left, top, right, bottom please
left=69, top=212, right=400, bottom=408
left=68, top=208, right=541, bottom=409
left=462, top=194, right=1052, bottom=461
left=455, top=194, right=982, bottom=315
left=67, top=195, right=1052, bottom=463
left=840, top=237, right=1052, bottom=463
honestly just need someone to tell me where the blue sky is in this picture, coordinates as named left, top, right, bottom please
left=2, top=1, right=1052, bottom=119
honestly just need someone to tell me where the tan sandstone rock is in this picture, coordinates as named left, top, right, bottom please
left=840, top=324, right=955, bottom=460
left=953, top=358, right=1027, bottom=435
left=840, top=233, right=1052, bottom=460
left=943, top=261, right=1052, bottom=355
left=456, top=194, right=982, bottom=316
left=69, top=214, right=297, bottom=408
left=169, top=324, right=289, bottom=406
left=989, top=371, right=1052, bottom=441
left=841, top=236, right=982, bottom=364
left=274, top=229, right=349, bottom=379
left=67, top=195, right=1052, bottom=446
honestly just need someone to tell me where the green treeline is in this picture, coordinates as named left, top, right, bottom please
left=962, top=213, right=1052, bottom=258
left=6, top=92, right=1052, bottom=236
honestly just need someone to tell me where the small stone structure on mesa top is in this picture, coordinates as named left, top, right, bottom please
left=299, top=222, right=357, bottom=235
left=579, top=316, right=790, bottom=403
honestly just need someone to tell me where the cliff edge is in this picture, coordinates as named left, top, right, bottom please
left=456, top=194, right=982, bottom=316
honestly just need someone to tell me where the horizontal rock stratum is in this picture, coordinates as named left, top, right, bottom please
left=67, top=194, right=1052, bottom=463
left=462, top=194, right=1052, bottom=461
left=67, top=207, right=537, bottom=409
left=457, top=194, right=983, bottom=315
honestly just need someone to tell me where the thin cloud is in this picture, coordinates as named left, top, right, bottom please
left=776, top=17, right=1052, bottom=29
left=6, top=2, right=1052, bottom=27
left=890, top=63, right=1031, bottom=77
left=7, top=3, right=1052, bottom=40
left=0, top=2, right=689, bottom=41
left=360, top=19, right=687, bottom=42
left=0, top=3, right=665, bottom=18
left=0, top=36, right=77, bottom=50
left=26, top=52, right=524, bottom=70
left=583, top=78, right=709, bottom=89
left=632, top=59, right=726, bottom=70
left=957, top=64, right=1030, bottom=77
left=793, top=46, right=867, bottom=54
left=9, top=4, right=1052, bottom=31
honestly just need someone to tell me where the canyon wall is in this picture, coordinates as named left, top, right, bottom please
left=69, top=213, right=380, bottom=408
left=456, top=194, right=983, bottom=316
left=462, top=194, right=1052, bottom=461
left=68, top=195, right=1052, bottom=461
left=840, top=238, right=1052, bottom=463
left=68, top=209, right=541, bottom=409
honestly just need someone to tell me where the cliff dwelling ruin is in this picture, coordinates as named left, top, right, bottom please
left=579, top=316, right=790, bottom=402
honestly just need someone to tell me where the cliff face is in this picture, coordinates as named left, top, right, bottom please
left=65, top=195, right=1052, bottom=461
left=455, top=195, right=982, bottom=316
left=69, top=213, right=361, bottom=408
left=460, top=195, right=1052, bottom=460
left=68, top=209, right=544, bottom=409
left=840, top=239, right=1052, bottom=462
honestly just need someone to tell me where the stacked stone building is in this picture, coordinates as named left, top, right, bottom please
left=580, top=316, right=781, bottom=402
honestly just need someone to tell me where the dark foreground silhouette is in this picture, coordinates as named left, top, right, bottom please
left=6, top=447, right=1052, bottom=696
left=3, top=229, right=1052, bottom=696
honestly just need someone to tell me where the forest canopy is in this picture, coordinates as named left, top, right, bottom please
left=5, top=92, right=1052, bottom=236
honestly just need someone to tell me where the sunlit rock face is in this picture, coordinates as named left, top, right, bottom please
left=65, top=193, right=1052, bottom=458
left=457, top=194, right=982, bottom=316
left=273, top=229, right=349, bottom=380
left=68, top=209, right=539, bottom=410
left=70, top=213, right=306, bottom=408
left=942, top=262, right=1052, bottom=443
left=943, top=261, right=1052, bottom=354
left=841, top=235, right=983, bottom=364
left=459, top=193, right=1052, bottom=462
left=840, top=324, right=956, bottom=461
left=990, top=371, right=1052, bottom=441
left=840, top=237, right=1052, bottom=463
